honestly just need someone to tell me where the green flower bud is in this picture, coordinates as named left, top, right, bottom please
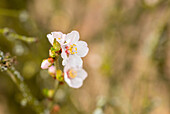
left=53, top=39, right=61, bottom=52
left=43, top=88, right=54, bottom=98
left=56, top=70, right=64, bottom=82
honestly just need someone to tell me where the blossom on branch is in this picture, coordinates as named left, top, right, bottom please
left=41, top=30, right=89, bottom=88
left=64, top=55, right=87, bottom=88
left=61, top=31, right=89, bottom=65
left=47, top=32, right=66, bottom=46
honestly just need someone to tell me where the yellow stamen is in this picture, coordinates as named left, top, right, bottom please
left=68, top=44, right=77, bottom=54
left=68, top=69, right=77, bottom=78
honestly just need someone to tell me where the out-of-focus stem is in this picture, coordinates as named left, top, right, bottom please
left=48, top=56, right=60, bottom=111
left=0, top=8, right=20, bottom=17
left=0, top=28, right=37, bottom=43
left=6, top=67, right=44, bottom=114
left=48, top=81, right=59, bottom=110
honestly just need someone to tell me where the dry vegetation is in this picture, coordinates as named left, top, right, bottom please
left=0, top=0, right=170, bottom=114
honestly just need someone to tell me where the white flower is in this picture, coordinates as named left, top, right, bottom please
left=64, top=55, right=87, bottom=88
left=61, top=31, right=89, bottom=65
left=47, top=32, right=66, bottom=45
left=41, top=59, right=51, bottom=69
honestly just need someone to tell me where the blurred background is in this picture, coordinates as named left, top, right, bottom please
left=0, top=0, right=170, bottom=114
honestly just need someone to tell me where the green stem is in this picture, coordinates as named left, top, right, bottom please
left=6, top=67, right=44, bottom=114
left=48, top=81, right=59, bottom=110
left=48, top=56, right=60, bottom=111
left=0, top=28, right=37, bottom=43
left=55, top=56, right=60, bottom=70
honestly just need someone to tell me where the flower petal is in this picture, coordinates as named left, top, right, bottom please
left=67, top=55, right=83, bottom=67
left=41, top=59, right=51, bottom=69
left=66, top=31, right=79, bottom=45
left=64, top=72, right=83, bottom=88
left=76, top=69, right=88, bottom=80
left=70, top=78, right=83, bottom=88
left=61, top=47, right=68, bottom=66
left=52, top=32, right=63, bottom=38
left=64, top=72, right=71, bottom=85
left=52, top=32, right=65, bottom=45
left=61, top=48, right=67, bottom=59
left=76, top=41, right=89, bottom=57
left=62, top=59, right=68, bottom=66
left=47, top=34, right=54, bottom=45
left=48, top=65, right=56, bottom=76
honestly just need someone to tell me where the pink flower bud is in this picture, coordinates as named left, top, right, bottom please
left=48, top=65, right=56, bottom=76
left=41, top=59, right=51, bottom=69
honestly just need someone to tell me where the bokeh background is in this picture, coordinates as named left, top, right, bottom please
left=0, top=0, right=170, bottom=114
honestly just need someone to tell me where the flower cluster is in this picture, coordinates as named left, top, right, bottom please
left=41, top=31, right=89, bottom=88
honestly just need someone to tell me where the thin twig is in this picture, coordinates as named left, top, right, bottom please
left=0, top=28, right=37, bottom=43
left=7, top=67, right=44, bottom=114
left=48, top=56, right=60, bottom=111
left=0, top=50, right=44, bottom=113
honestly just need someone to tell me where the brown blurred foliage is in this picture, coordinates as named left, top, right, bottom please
left=0, top=0, right=170, bottom=114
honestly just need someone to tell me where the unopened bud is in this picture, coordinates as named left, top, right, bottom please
left=53, top=39, right=61, bottom=52
left=41, top=59, right=51, bottom=69
left=43, top=89, right=54, bottom=98
left=49, top=48, right=57, bottom=58
left=48, top=66, right=56, bottom=77
left=56, top=70, right=64, bottom=82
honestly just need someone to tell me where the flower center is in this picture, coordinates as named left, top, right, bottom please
left=68, top=69, right=77, bottom=78
left=68, top=44, right=77, bottom=54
